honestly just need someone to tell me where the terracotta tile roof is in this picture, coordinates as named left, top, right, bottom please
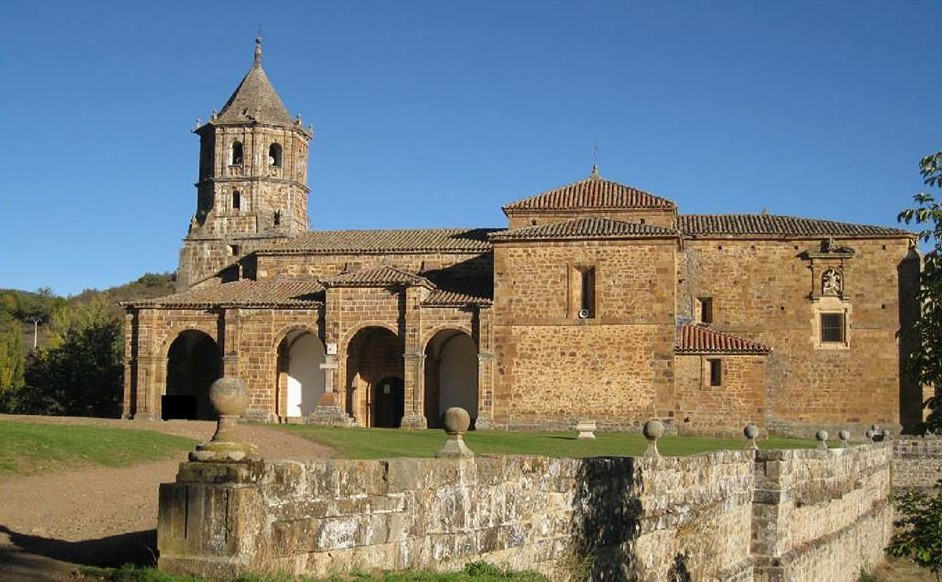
left=421, top=275, right=493, bottom=307
left=322, top=266, right=433, bottom=288
left=257, top=228, right=498, bottom=255
left=123, top=280, right=324, bottom=309
left=490, top=217, right=679, bottom=242
left=423, top=288, right=493, bottom=307
left=675, top=324, right=771, bottom=355
left=503, top=173, right=676, bottom=213
left=679, top=214, right=911, bottom=238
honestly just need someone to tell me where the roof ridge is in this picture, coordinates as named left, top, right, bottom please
left=502, top=174, right=676, bottom=212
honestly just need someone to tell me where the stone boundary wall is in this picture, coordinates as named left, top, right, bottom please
left=752, top=446, right=892, bottom=582
left=158, top=445, right=891, bottom=582
left=892, top=436, right=942, bottom=491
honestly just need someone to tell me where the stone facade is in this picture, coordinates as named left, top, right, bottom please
left=157, top=444, right=892, bottom=581
left=122, top=41, right=921, bottom=436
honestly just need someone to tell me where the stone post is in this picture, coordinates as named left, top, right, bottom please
left=189, top=377, right=260, bottom=463
left=744, top=423, right=759, bottom=450
left=643, top=419, right=664, bottom=458
left=436, top=407, right=474, bottom=458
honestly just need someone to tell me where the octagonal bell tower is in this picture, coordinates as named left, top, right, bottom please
left=177, top=37, right=313, bottom=291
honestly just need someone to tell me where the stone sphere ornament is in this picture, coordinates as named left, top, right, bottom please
left=442, top=406, right=471, bottom=436
left=209, top=377, right=250, bottom=417
left=188, top=376, right=260, bottom=463
left=642, top=419, right=664, bottom=458
left=838, top=430, right=850, bottom=448
left=436, top=407, right=474, bottom=459
left=815, top=430, right=829, bottom=450
left=744, top=423, right=759, bottom=450
left=643, top=419, right=665, bottom=440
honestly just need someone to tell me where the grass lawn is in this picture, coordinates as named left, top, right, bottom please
left=0, top=420, right=196, bottom=476
left=273, top=424, right=815, bottom=459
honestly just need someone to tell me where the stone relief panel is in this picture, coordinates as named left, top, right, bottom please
left=822, top=268, right=843, bottom=297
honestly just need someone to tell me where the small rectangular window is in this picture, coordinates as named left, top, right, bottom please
left=821, top=313, right=845, bottom=343
left=697, top=297, right=713, bottom=324
left=581, top=267, right=596, bottom=318
left=708, top=359, right=722, bottom=387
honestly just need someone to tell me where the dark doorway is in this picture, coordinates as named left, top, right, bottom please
left=164, top=330, right=222, bottom=420
left=372, top=377, right=404, bottom=428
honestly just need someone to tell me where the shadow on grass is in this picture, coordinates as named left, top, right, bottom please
left=0, top=524, right=157, bottom=569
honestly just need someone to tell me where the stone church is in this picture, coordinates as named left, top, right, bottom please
left=122, top=39, right=922, bottom=436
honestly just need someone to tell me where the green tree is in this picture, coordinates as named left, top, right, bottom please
left=0, top=312, right=25, bottom=390
left=1, top=298, right=123, bottom=417
left=898, top=150, right=942, bottom=433
left=887, top=480, right=942, bottom=581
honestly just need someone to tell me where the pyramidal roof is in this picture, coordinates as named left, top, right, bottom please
left=213, top=37, right=295, bottom=126
left=503, top=169, right=676, bottom=214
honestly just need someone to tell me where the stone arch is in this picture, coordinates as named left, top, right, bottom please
left=345, top=326, right=403, bottom=427
left=275, top=328, right=326, bottom=419
left=424, top=328, right=478, bottom=429
left=164, top=330, right=222, bottom=420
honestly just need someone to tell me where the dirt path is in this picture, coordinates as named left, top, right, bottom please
left=0, top=415, right=332, bottom=581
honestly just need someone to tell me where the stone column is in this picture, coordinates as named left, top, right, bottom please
left=400, top=286, right=427, bottom=429
left=137, top=354, right=163, bottom=420
left=475, top=351, right=496, bottom=429
left=401, top=350, right=427, bottom=429
left=122, top=311, right=135, bottom=419
left=474, top=307, right=497, bottom=429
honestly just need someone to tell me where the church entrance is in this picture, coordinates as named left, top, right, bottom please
left=372, top=377, right=404, bottom=428
left=424, top=330, right=478, bottom=429
left=345, top=326, right=403, bottom=427
left=164, top=330, right=222, bottom=420
left=276, top=330, right=326, bottom=419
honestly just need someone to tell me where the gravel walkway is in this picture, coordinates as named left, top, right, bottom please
left=0, top=415, right=331, bottom=581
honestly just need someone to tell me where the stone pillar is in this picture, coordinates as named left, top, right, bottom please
left=138, top=354, right=163, bottom=420
left=474, top=307, right=497, bottom=429
left=122, top=311, right=135, bottom=419
left=400, top=286, right=427, bottom=429
left=401, top=350, right=427, bottom=429
left=475, top=351, right=496, bottom=429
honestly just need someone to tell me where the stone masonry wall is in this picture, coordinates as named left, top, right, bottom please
left=158, top=444, right=891, bottom=582
left=892, top=436, right=942, bottom=491
left=752, top=445, right=892, bottom=582
left=492, top=239, right=676, bottom=429
left=680, top=238, right=916, bottom=437
left=674, top=354, right=767, bottom=435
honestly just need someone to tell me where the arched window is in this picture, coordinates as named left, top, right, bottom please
left=268, top=143, right=283, bottom=167
left=231, top=141, right=243, bottom=165
left=232, top=191, right=241, bottom=210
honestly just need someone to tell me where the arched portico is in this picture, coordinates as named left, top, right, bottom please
left=164, top=330, right=222, bottom=420
left=345, top=326, right=403, bottom=427
left=276, top=329, right=326, bottom=419
left=424, top=329, right=478, bottom=428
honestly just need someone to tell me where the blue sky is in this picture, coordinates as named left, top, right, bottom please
left=1, top=0, right=939, bottom=296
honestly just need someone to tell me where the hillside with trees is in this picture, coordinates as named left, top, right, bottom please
left=0, top=273, right=175, bottom=417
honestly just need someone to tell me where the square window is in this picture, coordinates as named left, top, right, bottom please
left=820, top=313, right=845, bottom=343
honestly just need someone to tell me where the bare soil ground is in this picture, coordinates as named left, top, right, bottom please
left=0, top=415, right=331, bottom=581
